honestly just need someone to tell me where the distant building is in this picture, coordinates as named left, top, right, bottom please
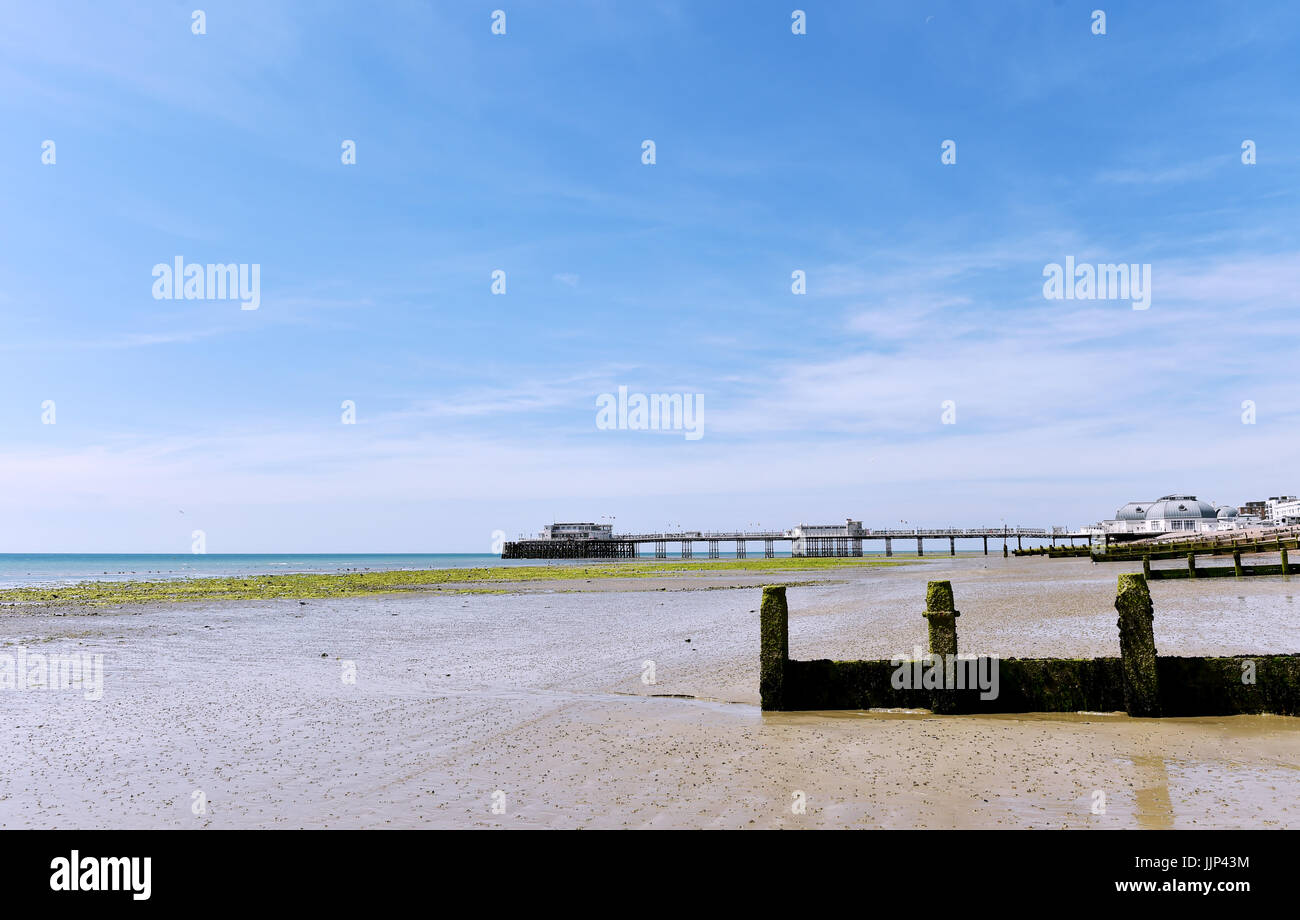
left=538, top=522, right=613, bottom=541
left=1268, top=496, right=1300, bottom=525
left=790, top=519, right=863, bottom=555
left=1233, top=497, right=1298, bottom=526
left=1240, top=500, right=1268, bottom=519
left=1097, top=495, right=1243, bottom=536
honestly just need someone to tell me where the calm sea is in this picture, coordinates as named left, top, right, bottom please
left=0, top=552, right=792, bottom=588
left=0, top=553, right=533, bottom=589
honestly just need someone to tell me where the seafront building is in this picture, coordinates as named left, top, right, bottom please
left=1226, top=496, right=1299, bottom=524
left=1257, top=496, right=1300, bottom=524
left=1099, top=495, right=1235, bottom=535
left=1086, top=493, right=1298, bottom=537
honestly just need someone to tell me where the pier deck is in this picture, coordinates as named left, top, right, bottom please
left=502, top=526, right=1091, bottom=560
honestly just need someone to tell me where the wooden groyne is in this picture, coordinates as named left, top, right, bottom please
left=1013, top=545, right=1091, bottom=558
left=758, top=577, right=1300, bottom=716
left=1093, top=531, right=1300, bottom=563
left=1142, top=549, right=1293, bottom=580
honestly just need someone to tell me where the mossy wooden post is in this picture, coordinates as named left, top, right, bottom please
left=1233, top=550, right=1243, bottom=577
left=1142, top=555, right=1151, bottom=579
left=1282, top=548, right=1291, bottom=576
left=1187, top=552, right=1197, bottom=579
left=1115, top=574, right=1160, bottom=717
left=759, top=585, right=789, bottom=711
left=923, top=581, right=959, bottom=657
left=923, top=581, right=960, bottom=714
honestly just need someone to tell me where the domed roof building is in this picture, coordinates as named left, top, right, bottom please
left=1098, top=494, right=1239, bottom=535
left=1143, top=495, right=1218, bottom=522
left=1114, top=502, right=1149, bottom=521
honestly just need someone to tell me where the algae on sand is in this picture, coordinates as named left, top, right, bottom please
left=0, top=556, right=912, bottom=608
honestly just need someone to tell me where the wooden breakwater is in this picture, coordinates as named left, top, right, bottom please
left=758, top=577, right=1300, bottom=716
left=1093, top=532, right=1300, bottom=563
left=1013, top=545, right=1091, bottom=558
left=1142, top=549, right=1293, bottom=580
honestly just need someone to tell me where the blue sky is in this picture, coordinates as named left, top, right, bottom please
left=1, top=1, right=1298, bottom=552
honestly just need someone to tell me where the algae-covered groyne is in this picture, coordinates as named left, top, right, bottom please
left=760, top=575, right=1300, bottom=717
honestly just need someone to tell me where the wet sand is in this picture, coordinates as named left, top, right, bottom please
left=1, top=555, right=1297, bottom=828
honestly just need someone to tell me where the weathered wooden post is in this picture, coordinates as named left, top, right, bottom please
left=1115, top=574, right=1160, bottom=717
left=923, top=581, right=959, bottom=657
left=1142, top=555, right=1151, bottom=579
left=923, top=580, right=960, bottom=713
left=1232, top=550, right=1243, bottom=577
left=759, top=585, right=788, bottom=711
left=1002, top=543, right=1008, bottom=558
left=1282, top=547, right=1291, bottom=576
left=1187, top=552, right=1197, bottom=578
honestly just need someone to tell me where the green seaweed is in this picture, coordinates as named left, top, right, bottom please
left=0, top=556, right=913, bottom=609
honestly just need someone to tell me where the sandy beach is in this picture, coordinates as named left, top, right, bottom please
left=2, top=555, right=1298, bottom=829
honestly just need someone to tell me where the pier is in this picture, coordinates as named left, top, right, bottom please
left=501, top=523, right=1092, bottom=560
